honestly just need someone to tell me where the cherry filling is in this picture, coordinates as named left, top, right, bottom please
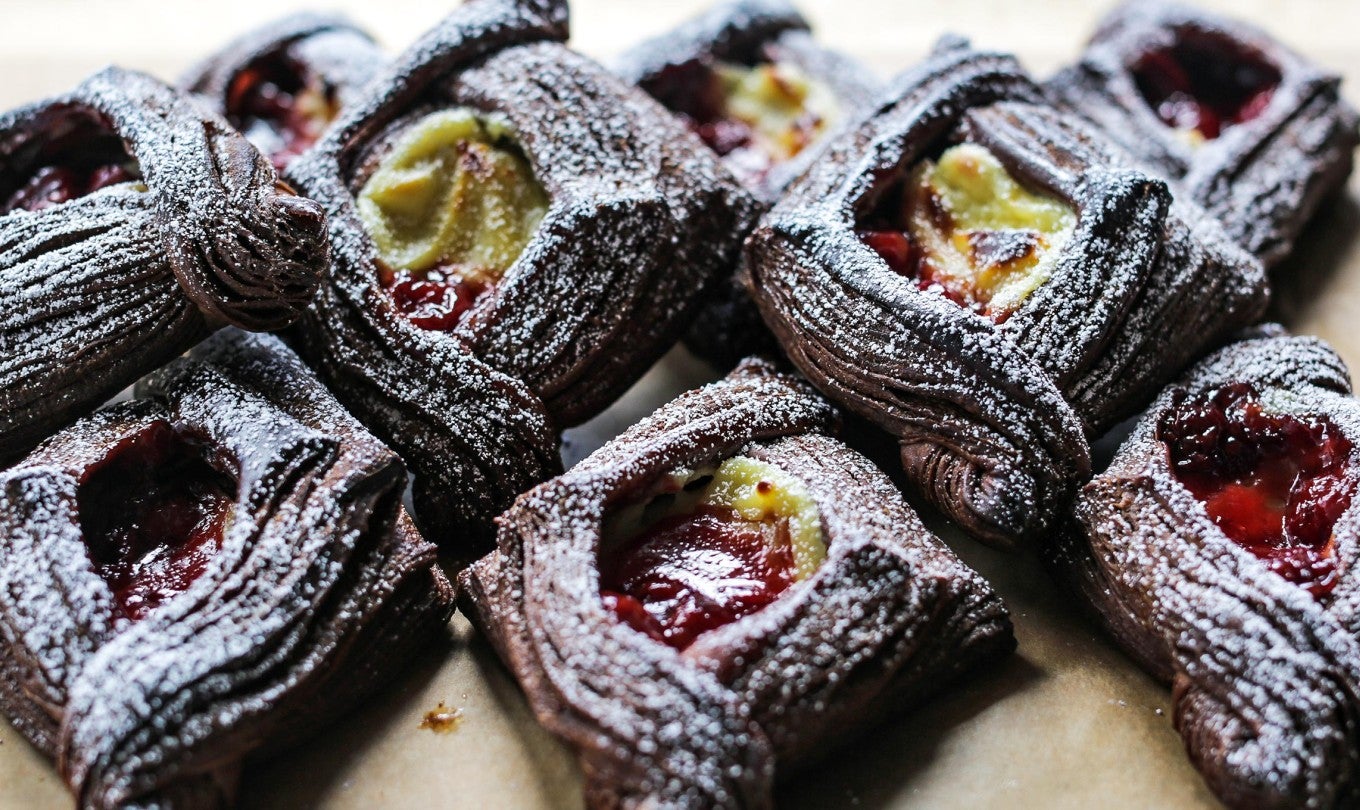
left=78, top=421, right=236, bottom=621
left=1158, top=383, right=1355, bottom=597
left=0, top=108, right=141, bottom=216
left=643, top=59, right=756, bottom=157
left=1131, top=34, right=1281, bottom=140
left=856, top=225, right=988, bottom=317
left=226, top=52, right=339, bottom=172
left=600, top=505, right=797, bottom=650
left=377, top=262, right=485, bottom=332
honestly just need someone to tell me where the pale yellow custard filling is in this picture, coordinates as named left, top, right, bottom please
left=718, top=60, right=839, bottom=164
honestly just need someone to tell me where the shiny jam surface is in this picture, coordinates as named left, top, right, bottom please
left=1131, top=35, right=1280, bottom=142
left=78, top=421, right=236, bottom=621
left=857, top=143, right=1075, bottom=322
left=641, top=56, right=838, bottom=181
left=226, top=53, right=340, bottom=172
left=0, top=110, right=141, bottom=216
left=1158, top=383, right=1354, bottom=598
left=599, top=456, right=826, bottom=650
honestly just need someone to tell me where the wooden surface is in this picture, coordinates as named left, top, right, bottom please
left=0, top=1, right=1357, bottom=808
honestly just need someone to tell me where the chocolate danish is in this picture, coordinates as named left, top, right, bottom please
left=617, top=0, right=881, bottom=367
left=0, top=329, right=453, bottom=809
left=182, top=12, right=387, bottom=172
left=285, top=0, right=754, bottom=551
left=1048, top=0, right=1360, bottom=268
left=460, top=358, right=1014, bottom=808
left=746, top=40, right=1269, bottom=547
left=0, top=68, right=328, bottom=465
left=1056, top=327, right=1360, bottom=808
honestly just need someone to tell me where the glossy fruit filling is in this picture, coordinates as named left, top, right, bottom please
left=226, top=52, right=340, bottom=172
left=857, top=143, right=1076, bottom=322
left=0, top=108, right=141, bottom=216
left=1131, top=34, right=1280, bottom=143
left=357, top=109, right=548, bottom=332
left=78, top=421, right=236, bottom=621
left=599, top=456, right=827, bottom=650
left=641, top=55, right=839, bottom=182
left=1158, top=382, right=1354, bottom=598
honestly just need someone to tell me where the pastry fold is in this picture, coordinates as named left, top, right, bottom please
left=0, top=330, right=452, bottom=810
left=1048, top=0, right=1360, bottom=267
left=460, top=358, right=1014, bottom=809
left=0, top=68, right=328, bottom=463
left=1055, top=329, right=1360, bottom=809
left=617, top=0, right=880, bottom=367
left=746, top=41, right=1268, bottom=547
left=285, top=0, right=753, bottom=551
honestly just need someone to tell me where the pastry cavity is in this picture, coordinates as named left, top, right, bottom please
left=226, top=52, right=341, bottom=171
left=78, top=420, right=236, bottom=621
left=357, top=109, right=548, bottom=331
left=642, top=56, right=838, bottom=183
left=1158, top=382, right=1354, bottom=597
left=0, top=106, right=142, bottom=215
left=858, top=143, right=1076, bottom=322
left=1131, top=34, right=1280, bottom=143
left=599, top=455, right=826, bottom=650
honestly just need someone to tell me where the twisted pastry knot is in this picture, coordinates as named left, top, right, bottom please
left=0, top=68, right=327, bottom=462
left=746, top=41, right=1267, bottom=548
left=0, top=332, right=451, bottom=810
left=284, top=0, right=754, bottom=553
left=1058, top=331, right=1360, bottom=808
left=459, top=358, right=1015, bottom=809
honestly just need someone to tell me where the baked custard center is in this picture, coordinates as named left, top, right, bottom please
left=1158, top=382, right=1354, bottom=598
left=358, top=109, right=548, bottom=332
left=0, top=108, right=143, bottom=215
left=78, top=420, right=236, bottom=622
left=599, top=455, right=827, bottom=650
left=1132, top=35, right=1280, bottom=143
left=858, top=143, right=1076, bottom=322
left=643, top=57, right=839, bottom=181
left=226, top=53, right=340, bottom=172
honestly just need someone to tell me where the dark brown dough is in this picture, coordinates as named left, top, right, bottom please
left=0, top=68, right=328, bottom=464
left=1054, top=328, right=1360, bottom=809
left=181, top=12, right=386, bottom=169
left=616, top=0, right=881, bottom=368
left=746, top=39, right=1269, bottom=548
left=285, top=0, right=755, bottom=554
left=459, top=358, right=1014, bottom=809
left=1047, top=0, right=1360, bottom=268
left=0, top=329, right=453, bottom=810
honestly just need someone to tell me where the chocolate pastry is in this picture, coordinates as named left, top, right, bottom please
left=0, top=329, right=452, bottom=809
left=745, top=40, right=1269, bottom=548
left=616, top=0, right=881, bottom=367
left=459, top=358, right=1014, bottom=808
left=1055, top=328, right=1360, bottom=808
left=1047, top=1, right=1360, bottom=268
left=0, top=68, right=328, bottom=466
left=285, top=0, right=754, bottom=551
left=181, top=12, right=386, bottom=172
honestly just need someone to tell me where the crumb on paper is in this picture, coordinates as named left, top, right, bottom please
left=419, top=702, right=464, bottom=733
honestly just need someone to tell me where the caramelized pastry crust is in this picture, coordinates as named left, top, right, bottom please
left=285, top=0, right=754, bottom=552
left=616, top=0, right=880, bottom=368
left=182, top=13, right=386, bottom=172
left=746, top=40, right=1268, bottom=547
left=0, top=68, right=328, bottom=465
left=459, top=359, right=1014, bottom=809
left=1048, top=0, right=1360, bottom=267
left=0, top=330, right=452, bottom=810
left=1055, top=328, right=1360, bottom=809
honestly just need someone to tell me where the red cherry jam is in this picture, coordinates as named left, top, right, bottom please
left=226, top=53, right=339, bottom=172
left=1131, top=35, right=1281, bottom=140
left=78, top=421, right=236, bottom=621
left=643, top=58, right=755, bottom=158
left=377, top=262, right=485, bottom=332
left=600, top=505, right=797, bottom=650
left=1158, top=383, right=1354, bottom=598
left=855, top=226, right=999, bottom=320
left=0, top=108, right=140, bottom=215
